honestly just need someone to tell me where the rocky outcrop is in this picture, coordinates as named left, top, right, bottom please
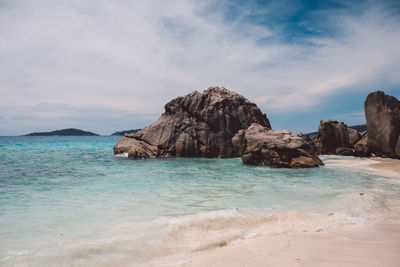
left=232, top=123, right=323, bottom=168
left=335, top=147, right=356, bottom=156
left=353, top=131, right=370, bottom=157
left=114, top=87, right=271, bottom=159
left=348, top=128, right=361, bottom=146
left=318, top=120, right=350, bottom=154
left=365, top=91, right=400, bottom=158
left=113, top=137, right=159, bottom=159
left=311, top=135, right=322, bottom=154
left=312, top=120, right=366, bottom=156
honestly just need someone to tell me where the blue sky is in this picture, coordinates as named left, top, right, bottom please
left=0, top=0, right=399, bottom=135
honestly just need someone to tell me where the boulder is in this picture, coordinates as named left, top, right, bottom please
left=311, top=135, right=322, bottom=154
left=318, top=120, right=350, bottom=154
left=335, top=147, right=355, bottom=156
left=114, top=137, right=159, bottom=159
left=348, top=128, right=361, bottom=146
left=114, top=87, right=271, bottom=159
left=313, top=121, right=370, bottom=157
left=353, top=132, right=371, bottom=157
left=233, top=123, right=323, bottom=168
left=365, top=91, right=400, bottom=158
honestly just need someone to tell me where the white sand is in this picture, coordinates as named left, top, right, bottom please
left=172, top=157, right=400, bottom=267
left=369, top=157, right=400, bottom=175
left=178, top=219, right=400, bottom=267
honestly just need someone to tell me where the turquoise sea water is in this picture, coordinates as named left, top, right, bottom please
left=1, top=136, right=399, bottom=266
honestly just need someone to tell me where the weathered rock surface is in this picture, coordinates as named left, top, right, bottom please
left=114, top=87, right=271, bottom=159
left=365, top=91, right=400, bottom=158
left=311, top=135, right=322, bottom=154
left=232, top=123, right=323, bottom=168
left=348, top=128, right=361, bottom=146
left=113, top=137, right=158, bottom=159
left=335, top=147, right=355, bottom=156
left=318, top=120, right=350, bottom=154
left=353, top=132, right=371, bottom=157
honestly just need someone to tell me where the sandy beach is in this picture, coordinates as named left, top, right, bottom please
left=172, top=158, right=400, bottom=267
left=180, top=220, right=400, bottom=267
left=370, top=157, right=400, bottom=175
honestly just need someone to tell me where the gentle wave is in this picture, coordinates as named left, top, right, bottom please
left=55, top=190, right=398, bottom=266
left=2, top=192, right=397, bottom=267
left=115, top=152, right=129, bottom=158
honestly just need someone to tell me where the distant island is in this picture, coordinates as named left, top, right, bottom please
left=111, top=129, right=141, bottom=136
left=24, top=128, right=99, bottom=136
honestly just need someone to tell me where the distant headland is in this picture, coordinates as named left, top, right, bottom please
left=111, top=129, right=142, bottom=136
left=24, top=128, right=99, bottom=136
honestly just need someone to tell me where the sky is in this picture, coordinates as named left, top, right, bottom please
left=0, top=0, right=400, bottom=135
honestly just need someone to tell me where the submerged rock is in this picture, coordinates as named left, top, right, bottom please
left=365, top=91, right=400, bottom=158
left=233, top=123, right=323, bottom=168
left=114, top=87, right=270, bottom=159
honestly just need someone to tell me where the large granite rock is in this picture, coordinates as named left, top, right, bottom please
left=114, top=87, right=271, bottom=159
left=318, top=120, right=350, bottom=154
left=232, top=123, right=323, bottom=168
left=365, top=91, right=400, bottom=158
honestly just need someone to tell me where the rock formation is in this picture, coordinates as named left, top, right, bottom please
left=114, top=87, right=270, bottom=159
left=353, top=131, right=370, bottom=157
left=334, top=147, right=356, bottom=156
left=232, top=123, right=323, bottom=168
left=348, top=128, right=361, bottom=146
left=317, top=120, right=351, bottom=154
left=365, top=91, right=400, bottom=158
left=313, top=120, right=367, bottom=156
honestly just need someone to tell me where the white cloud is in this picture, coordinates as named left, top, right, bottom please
left=0, top=0, right=399, bottom=134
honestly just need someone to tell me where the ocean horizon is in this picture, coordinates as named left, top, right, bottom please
left=1, top=136, right=399, bottom=266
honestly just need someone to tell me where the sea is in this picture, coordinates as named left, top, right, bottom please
left=1, top=136, right=400, bottom=266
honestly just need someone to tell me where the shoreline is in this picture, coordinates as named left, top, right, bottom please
left=369, top=157, right=400, bottom=175
left=167, top=156, right=400, bottom=267
left=176, top=218, right=400, bottom=267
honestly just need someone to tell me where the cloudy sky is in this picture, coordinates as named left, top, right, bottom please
left=1, top=0, right=400, bottom=135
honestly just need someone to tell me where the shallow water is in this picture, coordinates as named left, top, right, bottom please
left=0, top=136, right=399, bottom=266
